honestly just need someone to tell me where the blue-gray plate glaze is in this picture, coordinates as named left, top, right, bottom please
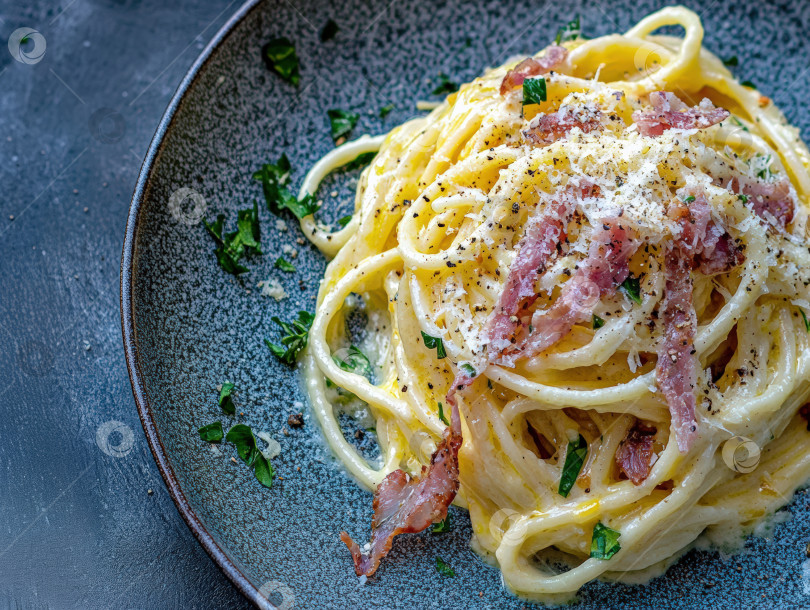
left=121, top=0, right=810, bottom=607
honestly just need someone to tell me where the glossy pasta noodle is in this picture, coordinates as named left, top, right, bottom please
left=297, top=6, right=810, bottom=601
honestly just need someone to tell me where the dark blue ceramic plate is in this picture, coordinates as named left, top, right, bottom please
left=121, top=0, right=810, bottom=607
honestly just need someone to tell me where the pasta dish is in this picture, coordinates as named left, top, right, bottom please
left=295, top=6, right=810, bottom=601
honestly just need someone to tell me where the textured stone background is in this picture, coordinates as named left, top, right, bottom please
left=0, top=0, right=248, bottom=607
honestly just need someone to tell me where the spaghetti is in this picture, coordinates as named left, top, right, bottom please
left=297, top=6, right=810, bottom=601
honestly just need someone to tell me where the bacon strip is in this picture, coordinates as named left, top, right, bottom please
left=500, top=45, right=567, bottom=95
left=730, top=176, right=794, bottom=228
left=340, top=386, right=463, bottom=577
left=657, top=191, right=743, bottom=453
left=485, top=199, right=572, bottom=355
left=523, top=104, right=604, bottom=147
left=485, top=183, right=600, bottom=359
left=616, top=422, right=657, bottom=485
left=498, top=218, right=638, bottom=366
left=633, top=91, right=729, bottom=137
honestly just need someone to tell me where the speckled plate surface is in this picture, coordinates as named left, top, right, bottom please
left=121, top=0, right=810, bottom=607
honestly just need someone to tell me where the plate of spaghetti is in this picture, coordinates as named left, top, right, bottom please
left=122, top=1, right=810, bottom=607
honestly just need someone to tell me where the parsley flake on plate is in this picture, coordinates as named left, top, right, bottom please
left=253, top=154, right=321, bottom=219
left=432, top=72, right=459, bottom=96
left=203, top=201, right=262, bottom=275
left=320, top=19, right=339, bottom=42
left=225, top=423, right=275, bottom=488
left=327, top=109, right=359, bottom=144
left=274, top=257, right=296, bottom=273
left=218, top=382, right=236, bottom=415
left=198, top=421, right=224, bottom=442
left=431, top=513, right=451, bottom=534
left=261, top=37, right=300, bottom=85
left=435, top=556, right=455, bottom=577
left=554, top=15, right=582, bottom=45
left=266, top=311, right=315, bottom=364
left=379, top=103, right=394, bottom=118
left=340, top=151, right=376, bottom=172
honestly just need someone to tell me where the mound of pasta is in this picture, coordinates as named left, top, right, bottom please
left=298, top=6, right=810, bottom=601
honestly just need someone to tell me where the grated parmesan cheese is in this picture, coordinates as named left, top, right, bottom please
left=259, top=278, right=287, bottom=301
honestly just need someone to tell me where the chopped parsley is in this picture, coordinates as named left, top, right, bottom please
left=218, top=382, right=236, bottom=415
left=266, top=311, right=315, bottom=364
left=554, top=15, right=582, bottom=45
left=558, top=434, right=587, bottom=497
left=801, top=310, right=810, bottom=332
left=754, top=153, right=773, bottom=180
left=340, top=151, right=376, bottom=172
left=338, top=215, right=353, bottom=227
left=730, top=116, right=749, bottom=132
left=421, top=331, right=447, bottom=359
left=522, top=77, right=547, bottom=106
left=198, top=421, right=224, bottom=442
left=328, top=109, right=359, bottom=143
left=379, top=103, right=394, bottom=118
left=741, top=80, right=756, bottom=89
left=592, top=315, right=605, bottom=330
left=682, top=194, right=696, bottom=204
left=320, top=19, right=339, bottom=42
left=435, top=556, right=455, bottom=577
left=432, top=73, right=459, bottom=95
left=620, top=275, right=642, bottom=304
left=274, top=257, right=296, bottom=273
left=723, top=55, right=739, bottom=67
left=738, top=193, right=750, bottom=204
left=460, top=363, right=476, bottom=377
left=590, top=522, right=621, bottom=559
left=437, top=401, right=450, bottom=426
left=203, top=201, right=262, bottom=275
left=333, top=345, right=373, bottom=379
left=261, top=37, right=300, bottom=85
left=431, top=513, right=451, bottom=534
left=253, top=154, right=321, bottom=219
left=225, top=424, right=275, bottom=488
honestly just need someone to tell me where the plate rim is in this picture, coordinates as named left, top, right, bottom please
left=119, top=0, right=268, bottom=606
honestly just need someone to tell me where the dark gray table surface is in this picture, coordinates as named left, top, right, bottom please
left=1, top=1, right=250, bottom=607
